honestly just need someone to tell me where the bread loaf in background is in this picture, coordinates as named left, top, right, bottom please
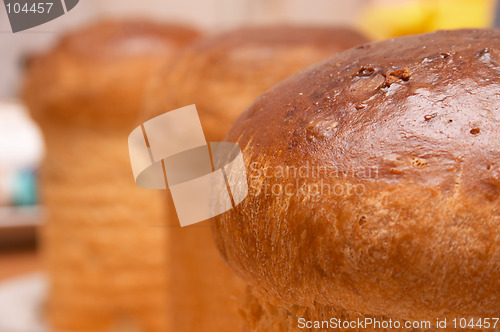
left=146, top=25, right=369, bottom=141
left=144, top=25, right=369, bottom=332
left=23, top=20, right=200, bottom=332
left=212, top=29, right=500, bottom=331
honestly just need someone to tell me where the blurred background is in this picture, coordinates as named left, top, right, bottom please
left=1, top=0, right=367, bottom=264
left=0, top=0, right=498, bottom=99
left=0, top=0, right=498, bottom=322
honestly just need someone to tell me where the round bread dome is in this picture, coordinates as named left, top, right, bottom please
left=145, top=25, right=369, bottom=141
left=212, top=29, right=500, bottom=330
left=24, top=20, right=200, bottom=128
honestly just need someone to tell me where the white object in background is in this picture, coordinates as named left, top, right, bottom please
left=0, top=101, right=44, bottom=169
left=0, top=273, right=48, bottom=332
left=0, top=101, right=44, bottom=206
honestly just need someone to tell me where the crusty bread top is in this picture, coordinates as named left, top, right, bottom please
left=53, top=20, right=200, bottom=60
left=144, top=25, right=369, bottom=140
left=212, top=29, right=500, bottom=321
left=23, top=20, right=200, bottom=128
left=190, top=25, right=367, bottom=51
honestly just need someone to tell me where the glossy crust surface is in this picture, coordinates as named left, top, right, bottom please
left=145, top=25, right=369, bottom=140
left=213, top=29, right=500, bottom=328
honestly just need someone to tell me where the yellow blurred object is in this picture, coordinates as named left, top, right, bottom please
left=360, top=0, right=496, bottom=40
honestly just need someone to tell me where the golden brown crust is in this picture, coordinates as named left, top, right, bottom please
left=56, top=20, right=200, bottom=59
left=141, top=25, right=368, bottom=332
left=22, top=20, right=201, bottom=332
left=39, top=125, right=171, bottom=331
left=212, top=29, right=500, bottom=328
left=145, top=25, right=369, bottom=141
left=23, top=20, right=200, bottom=127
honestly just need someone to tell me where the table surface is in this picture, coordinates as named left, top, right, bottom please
left=0, top=249, right=40, bottom=281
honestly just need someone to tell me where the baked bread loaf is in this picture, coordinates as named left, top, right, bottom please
left=23, top=20, right=200, bottom=332
left=144, top=26, right=369, bottom=332
left=212, top=29, right=500, bottom=331
left=146, top=25, right=369, bottom=141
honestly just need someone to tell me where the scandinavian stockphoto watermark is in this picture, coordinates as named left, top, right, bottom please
left=247, top=161, right=379, bottom=199
left=128, top=105, right=248, bottom=227
left=127, top=105, right=378, bottom=226
left=298, top=317, right=500, bottom=330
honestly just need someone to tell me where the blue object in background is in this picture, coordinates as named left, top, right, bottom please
left=12, top=169, right=37, bottom=206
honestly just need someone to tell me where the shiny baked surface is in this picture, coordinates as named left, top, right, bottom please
left=213, top=29, right=500, bottom=326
